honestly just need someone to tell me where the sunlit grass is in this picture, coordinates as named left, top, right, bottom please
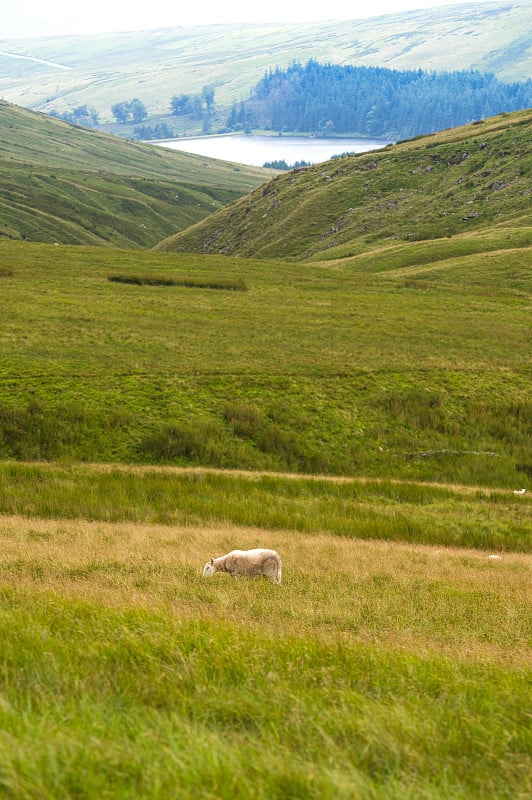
left=0, top=513, right=530, bottom=660
left=0, top=512, right=530, bottom=798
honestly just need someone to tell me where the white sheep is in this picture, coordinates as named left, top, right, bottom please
left=202, top=548, right=282, bottom=584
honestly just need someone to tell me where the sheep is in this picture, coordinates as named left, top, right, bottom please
left=202, top=548, right=282, bottom=584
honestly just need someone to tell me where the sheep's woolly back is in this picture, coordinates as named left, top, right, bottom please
left=203, top=548, right=282, bottom=583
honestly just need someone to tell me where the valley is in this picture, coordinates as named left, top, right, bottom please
left=0, top=56, right=530, bottom=795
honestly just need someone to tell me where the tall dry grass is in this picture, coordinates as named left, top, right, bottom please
left=1, top=514, right=529, bottom=665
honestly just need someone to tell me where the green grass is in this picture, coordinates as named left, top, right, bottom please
left=0, top=101, right=272, bottom=247
left=159, top=111, right=532, bottom=259
left=1, top=227, right=530, bottom=486
left=0, top=579, right=530, bottom=799
left=0, top=506, right=530, bottom=798
left=1, top=75, right=530, bottom=800
left=0, top=461, right=530, bottom=551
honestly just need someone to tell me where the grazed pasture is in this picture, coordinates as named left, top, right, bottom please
left=0, top=508, right=530, bottom=799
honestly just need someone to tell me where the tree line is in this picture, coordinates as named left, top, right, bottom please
left=50, top=64, right=532, bottom=142
left=227, top=60, right=532, bottom=139
left=51, top=86, right=215, bottom=133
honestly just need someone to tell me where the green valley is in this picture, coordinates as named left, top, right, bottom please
left=0, top=100, right=272, bottom=246
left=0, top=94, right=530, bottom=799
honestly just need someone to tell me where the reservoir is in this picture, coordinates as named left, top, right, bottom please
left=154, top=134, right=390, bottom=167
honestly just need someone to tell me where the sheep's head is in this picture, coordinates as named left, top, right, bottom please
left=202, top=558, right=216, bottom=578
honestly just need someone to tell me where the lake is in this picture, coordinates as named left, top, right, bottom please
left=153, top=134, right=390, bottom=167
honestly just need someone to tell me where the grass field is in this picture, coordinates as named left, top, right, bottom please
left=1, top=224, right=530, bottom=486
left=0, top=106, right=530, bottom=796
left=0, top=501, right=530, bottom=799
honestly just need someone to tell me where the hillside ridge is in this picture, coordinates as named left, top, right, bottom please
left=156, top=110, right=532, bottom=260
left=0, top=100, right=272, bottom=247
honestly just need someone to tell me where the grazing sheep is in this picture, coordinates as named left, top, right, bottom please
left=202, top=548, right=282, bottom=584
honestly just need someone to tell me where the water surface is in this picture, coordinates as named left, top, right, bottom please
left=154, top=134, right=390, bottom=167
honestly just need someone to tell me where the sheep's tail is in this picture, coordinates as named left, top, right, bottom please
left=275, top=561, right=282, bottom=585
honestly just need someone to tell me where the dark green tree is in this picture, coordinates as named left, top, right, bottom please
left=170, top=94, right=191, bottom=115
left=52, top=105, right=99, bottom=127
left=238, top=60, right=532, bottom=140
left=129, top=98, right=148, bottom=123
left=111, top=101, right=131, bottom=124
left=111, top=99, right=148, bottom=124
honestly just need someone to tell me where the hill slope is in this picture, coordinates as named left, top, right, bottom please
left=157, top=110, right=532, bottom=260
left=0, top=2, right=530, bottom=123
left=1, top=225, right=530, bottom=486
left=0, top=101, right=272, bottom=247
left=1, top=109, right=530, bottom=487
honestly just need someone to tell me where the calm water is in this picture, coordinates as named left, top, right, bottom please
left=153, top=134, right=390, bottom=167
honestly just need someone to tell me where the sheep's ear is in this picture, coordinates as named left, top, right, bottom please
left=210, top=557, right=214, bottom=564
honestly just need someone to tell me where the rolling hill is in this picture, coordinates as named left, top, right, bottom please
left=0, top=100, right=272, bottom=247
left=0, top=1, right=530, bottom=125
left=0, top=63, right=530, bottom=798
left=1, top=79, right=531, bottom=800
left=0, top=107, right=530, bottom=488
left=157, top=110, right=532, bottom=259
left=1, top=111, right=530, bottom=488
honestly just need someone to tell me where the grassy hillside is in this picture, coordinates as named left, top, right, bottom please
left=158, top=110, right=532, bottom=259
left=1, top=96, right=530, bottom=798
left=0, top=487, right=530, bottom=797
left=1, top=223, right=530, bottom=486
left=0, top=100, right=272, bottom=246
left=0, top=2, right=529, bottom=124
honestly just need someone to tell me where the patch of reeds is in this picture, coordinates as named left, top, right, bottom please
left=108, top=274, right=247, bottom=291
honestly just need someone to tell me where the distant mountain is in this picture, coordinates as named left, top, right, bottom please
left=0, top=2, right=530, bottom=125
left=0, top=101, right=271, bottom=247
left=156, top=109, right=532, bottom=260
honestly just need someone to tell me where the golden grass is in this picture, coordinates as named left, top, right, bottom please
left=1, top=514, right=530, bottom=666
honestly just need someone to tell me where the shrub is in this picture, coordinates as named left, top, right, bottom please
left=373, top=389, right=453, bottom=434
left=0, top=400, right=71, bottom=460
left=257, top=423, right=329, bottom=473
left=137, top=420, right=227, bottom=464
left=223, top=401, right=263, bottom=439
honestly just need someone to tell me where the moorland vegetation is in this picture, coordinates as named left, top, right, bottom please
left=0, top=100, right=272, bottom=247
left=0, top=100, right=530, bottom=798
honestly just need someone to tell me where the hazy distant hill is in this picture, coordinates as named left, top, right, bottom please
left=0, top=1, right=530, bottom=124
left=0, top=100, right=271, bottom=247
left=157, top=109, right=532, bottom=260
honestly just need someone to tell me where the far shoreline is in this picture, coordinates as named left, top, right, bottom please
left=148, top=130, right=392, bottom=144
